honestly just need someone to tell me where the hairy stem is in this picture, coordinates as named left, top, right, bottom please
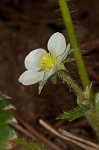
left=58, top=71, right=85, bottom=100
left=57, top=0, right=99, bottom=136
left=58, top=0, right=90, bottom=89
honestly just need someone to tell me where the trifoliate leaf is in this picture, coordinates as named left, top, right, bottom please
left=63, top=58, right=75, bottom=63
left=51, top=74, right=57, bottom=84
left=0, top=93, right=17, bottom=150
left=56, top=105, right=89, bottom=121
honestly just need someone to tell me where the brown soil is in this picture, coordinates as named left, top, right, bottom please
left=0, top=0, right=99, bottom=149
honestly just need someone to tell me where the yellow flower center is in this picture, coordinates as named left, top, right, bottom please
left=40, top=53, right=57, bottom=72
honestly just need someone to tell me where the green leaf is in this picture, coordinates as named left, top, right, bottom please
left=56, top=105, right=89, bottom=121
left=51, top=74, right=57, bottom=84
left=63, top=58, right=75, bottom=63
left=0, top=93, right=17, bottom=150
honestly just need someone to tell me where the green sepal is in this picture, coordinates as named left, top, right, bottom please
left=63, top=58, right=75, bottom=63
left=38, top=72, right=48, bottom=94
left=58, top=64, right=66, bottom=71
left=0, top=93, right=17, bottom=150
left=51, top=74, right=57, bottom=84
left=39, top=80, right=46, bottom=94
left=56, top=105, right=90, bottom=121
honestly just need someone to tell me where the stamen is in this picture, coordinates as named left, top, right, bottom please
left=40, top=53, right=57, bottom=72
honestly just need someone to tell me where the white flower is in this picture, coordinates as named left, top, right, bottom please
left=18, top=32, right=70, bottom=93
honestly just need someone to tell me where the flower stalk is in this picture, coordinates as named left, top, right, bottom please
left=58, top=71, right=85, bottom=101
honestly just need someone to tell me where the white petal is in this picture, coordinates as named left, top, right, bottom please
left=47, top=32, right=66, bottom=57
left=58, top=43, right=70, bottom=63
left=47, top=67, right=57, bottom=78
left=25, top=49, right=47, bottom=70
left=18, top=70, right=44, bottom=85
left=64, top=43, right=70, bottom=59
left=38, top=68, right=56, bottom=94
left=43, top=66, right=57, bottom=82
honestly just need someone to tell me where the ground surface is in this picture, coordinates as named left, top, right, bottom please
left=0, top=0, right=99, bottom=149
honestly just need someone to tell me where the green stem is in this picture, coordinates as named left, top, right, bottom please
left=13, top=138, right=46, bottom=150
left=58, top=0, right=90, bottom=89
left=57, top=0, right=99, bottom=136
left=58, top=71, right=85, bottom=100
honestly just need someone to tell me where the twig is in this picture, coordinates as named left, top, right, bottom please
left=10, top=122, right=34, bottom=139
left=9, top=109, right=62, bottom=150
left=39, top=119, right=99, bottom=150
left=59, top=129, right=99, bottom=149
